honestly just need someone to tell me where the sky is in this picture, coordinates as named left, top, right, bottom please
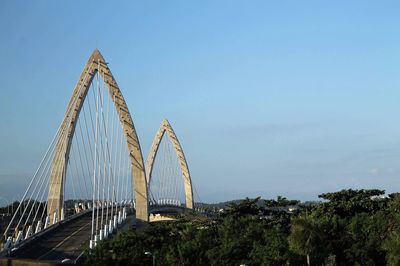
left=1, top=1, right=400, bottom=203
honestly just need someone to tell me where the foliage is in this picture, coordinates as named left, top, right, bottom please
left=86, top=189, right=400, bottom=266
left=289, top=214, right=326, bottom=265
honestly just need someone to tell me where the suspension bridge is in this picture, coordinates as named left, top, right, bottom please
left=0, top=50, right=202, bottom=264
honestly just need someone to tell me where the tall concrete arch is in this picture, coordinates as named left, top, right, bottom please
left=146, top=119, right=194, bottom=209
left=47, top=49, right=149, bottom=222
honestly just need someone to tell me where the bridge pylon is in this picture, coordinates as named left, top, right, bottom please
left=47, top=49, right=149, bottom=222
left=146, top=119, right=194, bottom=209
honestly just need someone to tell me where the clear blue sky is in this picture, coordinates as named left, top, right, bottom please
left=1, top=1, right=400, bottom=203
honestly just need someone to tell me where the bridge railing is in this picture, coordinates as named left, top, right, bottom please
left=0, top=207, right=91, bottom=257
left=1, top=201, right=133, bottom=255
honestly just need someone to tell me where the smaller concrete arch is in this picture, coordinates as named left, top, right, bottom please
left=146, top=119, right=194, bottom=209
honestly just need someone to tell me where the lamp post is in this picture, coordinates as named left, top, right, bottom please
left=144, top=251, right=156, bottom=266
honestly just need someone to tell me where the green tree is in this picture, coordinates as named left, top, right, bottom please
left=383, top=231, right=400, bottom=266
left=345, top=212, right=387, bottom=265
left=382, top=193, right=400, bottom=266
left=318, top=189, right=386, bottom=218
left=289, top=214, right=325, bottom=266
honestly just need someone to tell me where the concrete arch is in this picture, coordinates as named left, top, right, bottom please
left=146, top=119, right=194, bottom=209
left=47, top=49, right=148, bottom=222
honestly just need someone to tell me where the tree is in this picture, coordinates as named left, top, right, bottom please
left=289, top=214, right=325, bottom=266
left=223, top=197, right=261, bottom=217
left=85, top=190, right=400, bottom=265
left=383, top=231, right=400, bottom=266
left=345, top=212, right=387, bottom=265
left=318, top=189, right=386, bottom=218
left=382, top=193, right=400, bottom=266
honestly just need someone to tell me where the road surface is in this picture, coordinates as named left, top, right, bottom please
left=10, top=208, right=131, bottom=263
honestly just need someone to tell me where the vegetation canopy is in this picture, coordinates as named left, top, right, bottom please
left=85, top=189, right=400, bottom=266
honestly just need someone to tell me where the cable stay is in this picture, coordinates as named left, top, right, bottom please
left=146, top=119, right=202, bottom=215
left=0, top=50, right=203, bottom=255
left=1, top=50, right=142, bottom=253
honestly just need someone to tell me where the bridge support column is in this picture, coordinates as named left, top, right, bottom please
left=109, top=220, right=113, bottom=233
left=90, top=240, right=95, bottom=249
left=122, top=207, right=127, bottom=220
left=35, top=221, right=42, bottom=234
left=25, top=226, right=32, bottom=239
left=15, top=231, right=23, bottom=244
left=104, top=224, right=108, bottom=239
left=118, top=211, right=122, bottom=224
left=44, top=216, right=49, bottom=229
left=99, top=230, right=103, bottom=241
left=52, top=212, right=57, bottom=224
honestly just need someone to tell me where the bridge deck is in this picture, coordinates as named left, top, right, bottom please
left=9, top=209, right=131, bottom=263
left=11, top=211, right=92, bottom=262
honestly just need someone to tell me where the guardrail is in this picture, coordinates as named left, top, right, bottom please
left=0, top=209, right=92, bottom=257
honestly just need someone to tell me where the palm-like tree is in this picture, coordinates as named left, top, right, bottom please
left=289, top=215, right=323, bottom=266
